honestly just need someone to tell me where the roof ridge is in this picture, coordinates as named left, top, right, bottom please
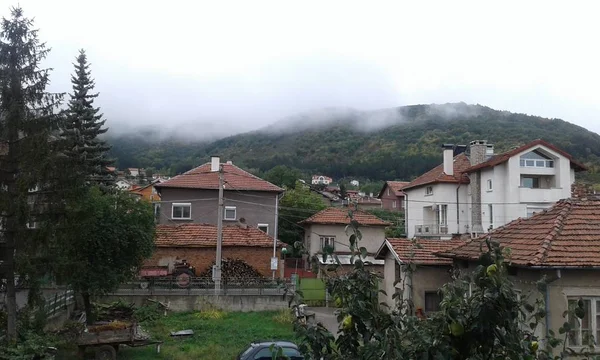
left=530, top=199, right=572, bottom=265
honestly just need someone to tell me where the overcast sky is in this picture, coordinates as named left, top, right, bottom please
left=10, top=0, right=600, bottom=137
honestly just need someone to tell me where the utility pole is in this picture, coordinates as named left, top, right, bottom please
left=272, top=194, right=280, bottom=280
left=215, top=163, right=224, bottom=295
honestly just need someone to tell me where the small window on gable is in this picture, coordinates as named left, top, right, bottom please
left=258, top=223, right=269, bottom=233
left=487, top=179, right=493, bottom=191
left=224, top=206, right=237, bottom=220
left=387, top=188, right=390, bottom=196
left=172, top=203, right=191, bottom=219
left=392, top=200, right=397, bottom=208
left=519, top=150, right=554, bottom=168
left=425, top=186, right=433, bottom=196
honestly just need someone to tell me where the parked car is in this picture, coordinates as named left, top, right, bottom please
left=237, top=341, right=304, bottom=360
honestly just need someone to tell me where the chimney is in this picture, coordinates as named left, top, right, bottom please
left=442, top=144, right=454, bottom=176
left=238, top=217, right=247, bottom=229
left=226, top=160, right=233, bottom=165
left=468, top=140, right=489, bottom=166
left=210, top=156, right=220, bottom=172
left=468, top=140, right=492, bottom=234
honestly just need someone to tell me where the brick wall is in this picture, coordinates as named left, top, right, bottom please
left=144, top=247, right=279, bottom=278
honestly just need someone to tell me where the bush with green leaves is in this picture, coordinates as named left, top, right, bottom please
left=287, top=211, right=600, bottom=360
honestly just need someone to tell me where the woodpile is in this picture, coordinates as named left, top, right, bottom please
left=198, top=258, right=264, bottom=280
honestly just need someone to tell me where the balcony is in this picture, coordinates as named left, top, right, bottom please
left=519, top=187, right=565, bottom=203
left=415, top=224, right=449, bottom=236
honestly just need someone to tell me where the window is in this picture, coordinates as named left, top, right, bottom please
left=521, top=176, right=540, bottom=189
left=567, top=298, right=599, bottom=346
left=424, top=291, right=442, bottom=313
left=387, top=188, right=390, bottom=196
left=320, top=236, right=335, bottom=251
left=392, top=200, right=397, bottom=208
left=487, top=179, right=493, bottom=191
left=171, top=203, right=191, bottom=219
left=425, top=186, right=433, bottom=196
left=438, top=204, right=448, bottom=225
left=26, top=220, right=37, bottom=229
left=519, top=150, right=554, bottom=168
left=224, top=206, right=237, bottom=220
left=488, top=204, right=493, bottom=226
left=257, top=223, right=269, bottom=233
left=253, top=347, right=303, bottom=360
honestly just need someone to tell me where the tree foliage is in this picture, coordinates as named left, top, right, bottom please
left=288, top=214, right=597, bottom=359
left=366, top=209, right=405, bottom=237
left=56, top=187, right=155, bottom=324
left=263, top=165, right=303, bottom=189
left=279, top=181, right=327, bottom=254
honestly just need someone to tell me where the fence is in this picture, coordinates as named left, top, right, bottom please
left=44, top=290, right=75, bottom=318
left=115, top=277, right=292, bottom=296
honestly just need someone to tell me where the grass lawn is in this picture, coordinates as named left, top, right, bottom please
left=114, top=310, right=297, bottom=360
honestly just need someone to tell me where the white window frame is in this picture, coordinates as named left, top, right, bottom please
left=425, top=186, right=433, bottom=196
left=567, top=297, right=599, bottom=347
left=320, top=236, right=335, bottom=251
left=171, top=203, right=191, bottom=220
left=486, top=179, right=493, bottom=191
left=26, top=220, right=37, bottom=229
left=392, top=200, right=397, bottom=208
left=387, top=188, right=390, bottom=196
left=257, top=223, right=269, bottom=233
left=224, top=206, right=237, bottom=221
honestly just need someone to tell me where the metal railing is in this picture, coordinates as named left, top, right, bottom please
left=414, top=224, right=449, bottom=236
left=114, top=277, right=292, bottom=296
left=44, top=290, right=75, bottom=317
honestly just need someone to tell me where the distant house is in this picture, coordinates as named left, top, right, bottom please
left=154, top=157, right=283, bottom=237
left=353, top=196, right=382, bottom=210
left=402, top=139, right=586, bottom=239
left=378, top=181, right=409, bottom=211
left=129, top=179, right=162, bottom=202
left=299, top=207, right=390, bottom=271
left=350, top=180, right=360, bottom=187
left=145, top=223, right=282, bottom=278
left=311, top=175, right=333, bottom=185
left=128, top=168, right=143, bottom=177
left=116, top=179, right=133, bottom=190
left=106, top=166, right=117, bottom=173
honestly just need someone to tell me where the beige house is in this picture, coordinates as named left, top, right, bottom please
left=299, top=207, right=390, bottom=271
left=375, top=238, right=464, bottom=312
left=437, top=198, right=600, bottom=351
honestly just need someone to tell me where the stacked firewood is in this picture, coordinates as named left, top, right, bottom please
left=198, top=258, right=264, bottom=279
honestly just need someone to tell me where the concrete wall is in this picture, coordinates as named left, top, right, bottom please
left=145, top=247, right=281, bottom=278
left=305, top=224, right=386, bottom=255
left=409, top=266, right=453, bottom=313
left=159, top=188, right=278, bottom=237
left=101, top=294, right=288, bottom=312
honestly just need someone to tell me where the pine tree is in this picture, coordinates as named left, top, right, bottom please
left=62, top=49, right=113, bottom=187
left=0, top=7, right=63, bottom=341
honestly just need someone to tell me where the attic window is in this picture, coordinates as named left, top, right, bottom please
left=425, top=186, right=433, bottom=196
left=258, top=223, right=269, bottom=233
left=519, top=150, right=554, bottom=168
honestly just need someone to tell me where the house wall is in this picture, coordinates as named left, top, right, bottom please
left=305, top=224, right=386, bottom=255
left=158, top=188, right=278, bottom=237
left=409, top=266, right=453, bottom=314
left=144, top=246, right=280, bottom=278
left=405, top=183, right=469, bottom=239
left=380, top=186, right=404, bottom=211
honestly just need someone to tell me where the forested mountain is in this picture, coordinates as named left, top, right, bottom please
left=108, top=103, right=600, bottom=183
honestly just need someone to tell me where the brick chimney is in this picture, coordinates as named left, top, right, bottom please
left=572, top=183, right=597, bottom=199
left=469, top=140, right=491, bottom=234
left=442, top=144, right=454, bottom=176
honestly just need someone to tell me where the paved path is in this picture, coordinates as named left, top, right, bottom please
left=309, top=307, right=339, bottom=337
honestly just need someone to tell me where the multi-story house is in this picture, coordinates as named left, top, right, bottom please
left=378, top=181, right=409, bottom=211
left=311, top=175, right=333, bottom=185
left=403, top=139, right=586, bottom=239
left=155, top=157, right=283, bottom=237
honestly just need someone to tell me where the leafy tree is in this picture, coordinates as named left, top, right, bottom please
left=367, top=209, right=405, bottom=237
left=264, top=165, right=303, bottom=189
left=339, top=183, right=347, bottom=200
left=62, top=49, right=113, bottom=187
left=279, top=181, right=327, bottom=254
left=0, top=7, right=64, bottom=341
left=56, top=187, right=155, bottom=324
left=289, top=216, right=592, bottom=359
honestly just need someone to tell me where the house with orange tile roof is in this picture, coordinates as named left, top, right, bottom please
left=128, top=179, right=162, bottom=202
left=144, top=223, right=282, bottom=278
left=377, top=180, right=410, bottom=211
left=403, top=139, right=586, bottom=239
left=154, top=157, right=283, bottom=238
left=375, top=238, right=464, bottom=313
left=299, top=207, right=390, bottom=270
left=435, top=197, right=600, bottom=347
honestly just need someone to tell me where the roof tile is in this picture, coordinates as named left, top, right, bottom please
left=300, top=207, right=390, bottom=226
left=402, top=153, right=471, bottom=191
left=155, top=223, right=278, bottom=248
left=384, top=238, right=465, bottom=265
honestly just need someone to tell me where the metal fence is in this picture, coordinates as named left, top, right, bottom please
left=44, top=289, right=75, bottom=318
left=114, top=277, right=293, bottom=296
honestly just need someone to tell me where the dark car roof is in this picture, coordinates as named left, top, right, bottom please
left=251, top=340, right=298, bottom=348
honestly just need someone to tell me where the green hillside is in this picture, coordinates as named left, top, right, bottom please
left=108, top=103, right=600, bottom=183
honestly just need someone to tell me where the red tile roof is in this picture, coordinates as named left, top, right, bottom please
left=377, top=181, right=410, bottom=198
left=156, top=162, right=283, bottom=192
left=438, top=198, right=600, bottom=268
left=402, top=153, right=471, bottom=191
left=377, top=238, right=465, bottom=265
left=465, top=139, right=587, bottom=173
left=299, top=207, right=391, bottom=226
left=155, top=224, right=278, bottom=248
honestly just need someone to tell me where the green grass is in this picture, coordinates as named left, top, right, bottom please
left=111, top=311, right=297, bottom=360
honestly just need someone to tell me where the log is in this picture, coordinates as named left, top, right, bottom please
left=197, top=258, right=265, bottom=280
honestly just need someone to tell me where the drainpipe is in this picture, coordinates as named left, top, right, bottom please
left=456, top=184, right=461, bottom=234
left=543, top=269, right=562, bottom=339
left=404, top=192, right=409, bottom=237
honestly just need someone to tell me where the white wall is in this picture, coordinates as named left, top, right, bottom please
left=305, top=224, right=386, bottom=255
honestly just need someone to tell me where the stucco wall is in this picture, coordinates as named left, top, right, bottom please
left=305, top=224, right=386, bottom=255
left=158, top=188, right=278, bottom=237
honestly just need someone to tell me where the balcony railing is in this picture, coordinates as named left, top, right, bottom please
left=415, top=224, right=449, bottom=236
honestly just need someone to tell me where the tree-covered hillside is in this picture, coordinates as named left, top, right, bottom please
left=108, top=103, right=600, bottom=183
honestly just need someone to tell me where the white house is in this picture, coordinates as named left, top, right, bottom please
left=116, top=179, right=133, bottom=190
left=311, top=175, right=333, bottom=185
left=350, top=180, right=360, bottom=187
left=402, top=139, right=586, bottom=239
